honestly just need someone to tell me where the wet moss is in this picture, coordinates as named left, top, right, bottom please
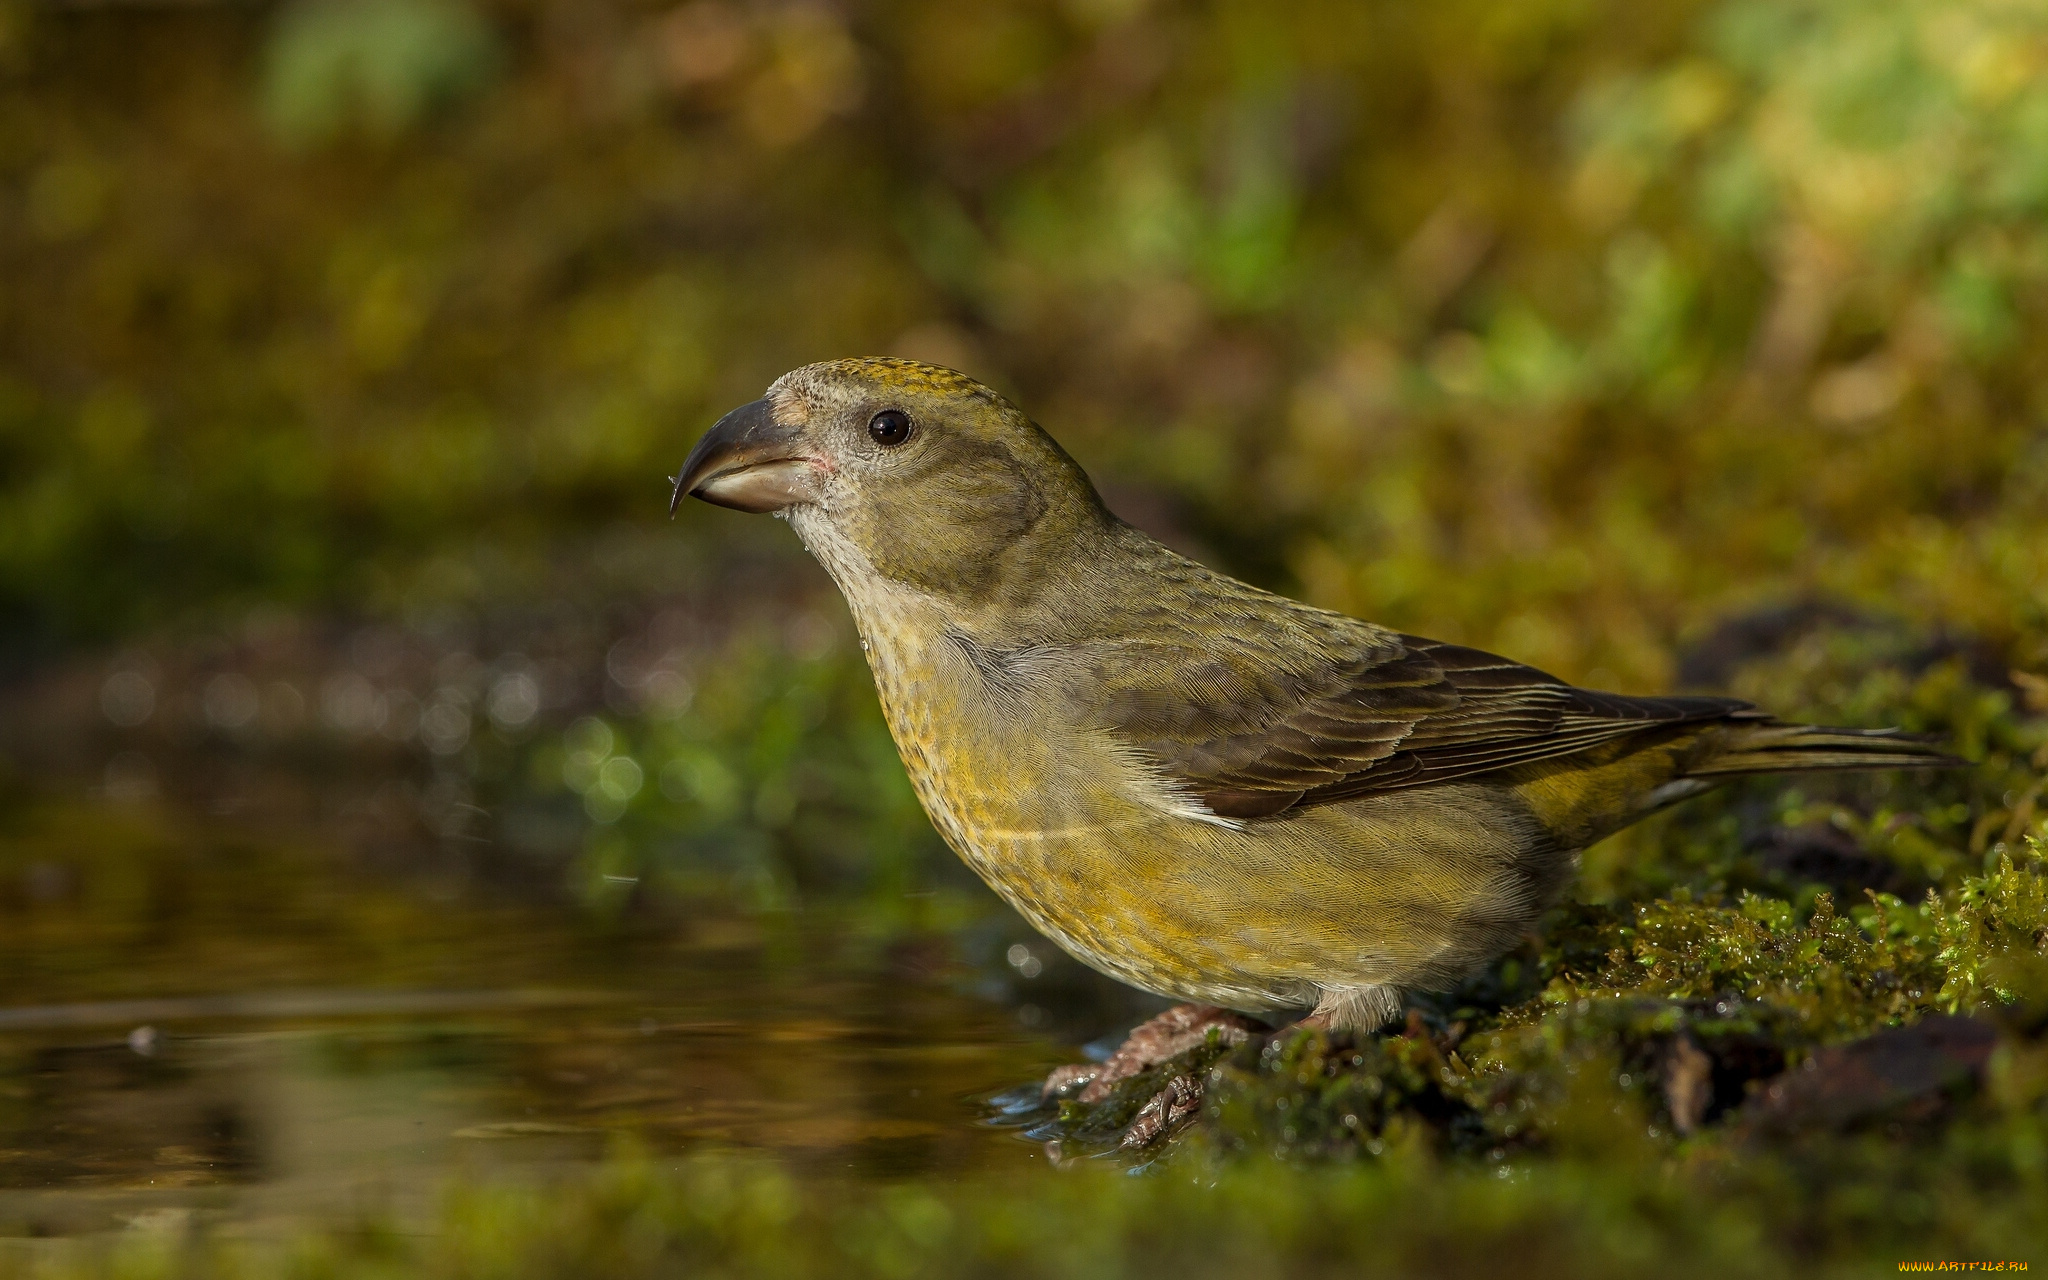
left=1173, top=847, right=2047, bottom=1165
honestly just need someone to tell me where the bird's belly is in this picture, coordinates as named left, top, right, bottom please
left=899, top=724, right=1563, bottom=1008
left=867, top=668, right=1273, bottom=1000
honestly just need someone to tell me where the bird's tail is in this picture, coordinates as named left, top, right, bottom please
left=1685, top=720, right=1962, bottom=778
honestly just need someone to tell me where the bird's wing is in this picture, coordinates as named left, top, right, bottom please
left=1067, top=625, right=1753, bottom=820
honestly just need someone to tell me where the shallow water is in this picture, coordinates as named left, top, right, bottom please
left=0, top=783, right=1070, bottom=1245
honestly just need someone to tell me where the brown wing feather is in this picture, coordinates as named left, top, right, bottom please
left=1096, top=631, right=1754, bottom=819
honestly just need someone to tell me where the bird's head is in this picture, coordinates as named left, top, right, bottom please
left=673, top=358, right=1113, bottom=600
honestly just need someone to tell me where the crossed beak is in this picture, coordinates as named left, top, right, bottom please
left=670, top=399, right=821, bottom=515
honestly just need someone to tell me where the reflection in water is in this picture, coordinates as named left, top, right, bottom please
left=0, top=793, right=1076, bottom=1243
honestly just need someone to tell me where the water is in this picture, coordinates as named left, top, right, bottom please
left=0, top=787, right=1071, bottom=1246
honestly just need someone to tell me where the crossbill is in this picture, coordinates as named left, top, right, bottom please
left=674, top=358, right=1953, bottom=1044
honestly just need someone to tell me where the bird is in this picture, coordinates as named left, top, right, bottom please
left=672, top=357, right=1956, bottom=1084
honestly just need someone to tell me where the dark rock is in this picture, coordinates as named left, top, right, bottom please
left=1734, top=1016, right=1998, bottom=1139
left=1748, top=825, right=1928, bottom=899
left=1675, top=601, right=1875, bottom=690
left=1676, top=599, right=2016, bottom=693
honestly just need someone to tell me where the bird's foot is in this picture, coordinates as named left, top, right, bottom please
left=1040, top=1003, right=1263, bottom=1104
left=1110, top=993, right=1409, bottom=1149
left=1120, top=1073, right=1204, bottom=1149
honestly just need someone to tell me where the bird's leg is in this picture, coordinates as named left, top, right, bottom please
left=1040, top=1004, right=1263, bottom=1104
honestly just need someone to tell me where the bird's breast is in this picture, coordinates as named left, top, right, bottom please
left=858, top=616, right=1112, bottom=861
left=785, top=509, right=1105, bottom=865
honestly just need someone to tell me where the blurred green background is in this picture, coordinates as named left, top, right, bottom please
left=5, top=0, right=2048, bottom=1273
left=8, top=0, right=2045, bottom=672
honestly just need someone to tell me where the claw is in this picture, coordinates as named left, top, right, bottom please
left=1121, top=1074, right=1203, bottom=1149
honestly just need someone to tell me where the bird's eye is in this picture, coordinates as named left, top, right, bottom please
left=867, top=409, right=913, bottom=447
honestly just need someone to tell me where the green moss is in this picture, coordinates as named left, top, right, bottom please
left=27, top=1110, right=2048, bottom=1279
left=1937, top=852, right=2048, bottom=1011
